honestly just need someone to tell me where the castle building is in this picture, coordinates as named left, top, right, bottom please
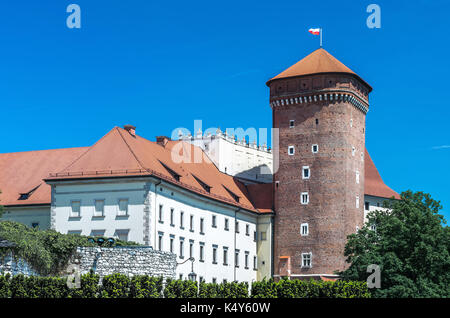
left=0, top=48, right=399, bottom=282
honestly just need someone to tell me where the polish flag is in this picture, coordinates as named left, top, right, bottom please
left=308, top=28, right=321, bottom=35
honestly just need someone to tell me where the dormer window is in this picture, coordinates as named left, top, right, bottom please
left=192, top=174, right=212, bottom=193
left=223, top=185, right=240, bottom=203
left=158, top=160, right=181, bottom=182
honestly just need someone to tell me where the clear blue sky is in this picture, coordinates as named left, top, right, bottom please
left=0, top=1, right=449, bottom=220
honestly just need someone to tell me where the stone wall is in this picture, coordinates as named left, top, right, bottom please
left=0, top=252, right=38, bottom=276
left=70, top=246, right=176, bottom=279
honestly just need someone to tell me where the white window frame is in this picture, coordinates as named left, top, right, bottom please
left=352, top=146, right=356, bottom=156
left=288, top=146, right=295, bottom=156
left=179, top=237, right=185, bottom=259
left=312, top=144, right=319, bottom=153
left=356, top=195, right=360, bottom=209
left=302, top=166, right=310, bottom=179
left=300, top=223, right=309, bottom=236
left=301, top=192, right=309, bottom=205
left=301, top=252, right=312, bottom=268
left=114, top=229, right=129, bottom=242
left=212, top=245, right=218, bottom=264
left=289, top=120, right=295, bottom=128
left=158, top=232, right=163, bottom=251
left=356, top=170, right=360, bottom=184
left=223, top=247, right=228, bottom=266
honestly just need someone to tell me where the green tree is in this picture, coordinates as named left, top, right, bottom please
left=340, top=191, right=450, bottom=298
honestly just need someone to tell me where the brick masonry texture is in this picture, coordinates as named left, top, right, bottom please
left=271, top=73, right=368, bottom=277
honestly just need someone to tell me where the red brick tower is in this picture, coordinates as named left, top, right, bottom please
left=268, top=48, right=372, bottom=279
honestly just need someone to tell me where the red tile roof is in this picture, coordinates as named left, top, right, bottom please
left=0, top=147, right=88, bottom=206
left=365, top=149, right=400, bottom=200
left=45, top=127, right=272, bottom=214
left=266, top=48, right=372, bottom=91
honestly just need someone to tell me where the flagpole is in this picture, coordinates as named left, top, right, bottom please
left=320, top=28, right=323, bottom=47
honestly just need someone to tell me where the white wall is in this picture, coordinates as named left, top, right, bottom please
left=363, top=195, right=392, bottom=224
left=49, top=177, right=260, bottom=284
left=151, top=181, right=258, bottom=283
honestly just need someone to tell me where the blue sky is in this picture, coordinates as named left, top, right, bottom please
left=0, top=1, right=449, bottom=220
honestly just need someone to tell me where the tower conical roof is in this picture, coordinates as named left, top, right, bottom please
left=267, top=48, right=371, bottom=91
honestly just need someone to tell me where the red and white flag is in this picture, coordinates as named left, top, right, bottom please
left=308, top=28, right=321, bottom=35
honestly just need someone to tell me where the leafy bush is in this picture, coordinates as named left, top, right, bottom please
left=163, top=278, right=197, bottom=298
left=198, top=281, right=220, bottom=298
left=0, top=273, right=10, bottom=298
left=219, top=281, right=248, bottom=298
left=100, top=273, right=130, bottom=298
left=8, top=274, right=69, bottom=298
left=129, top=275, right=163, bottom=298
left=250, top=278, right=278, bottom=298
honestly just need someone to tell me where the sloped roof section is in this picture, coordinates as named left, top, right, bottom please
left=266, top=48, right=372, bottom=91
left=0, top=147, right=88, bottom=206
left=365, top=149, right=400, bottom=199
left=46, top=127, right=265, bottom=213
left=246, top=183, right=273, bottom=214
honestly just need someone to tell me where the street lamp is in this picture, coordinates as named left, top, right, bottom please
left=177, top=257, right=196, bottom=281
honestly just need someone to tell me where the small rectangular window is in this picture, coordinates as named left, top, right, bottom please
left=245, top=251, right=249, bottom=269
left=170, top=235, right=174, bottom=253
left=253, top=256, right=257, bottom=270
left=159, top=204, right=163, bottom=223
left=312, top=144, right=319, bottom=153
left=235, top=221, right=239, bottom=233
left=199, top=242, right=205, bottom=262
left=212, top=245, right=218, bottom=264
left=246, top=224, right=250, bottom=236
left=288, top=146, right=295, bottom=156
left=224, top=218, right=229, bottom=231
left=260, top=231, right=267, bottom=241
left=301, top=223, right=309, bottom=236
left=70, top=200, right=81, bottom=217
left=235, top=250, right=240, bottom=268
left=289, top=120, right=295, bottom=128
left=94, top=200, right=105, bottom=217
left=170, top=208, right=175, bottom=226
left=118, top=199, right=129, bottom=216
left=115, top=229, right=129, bottom=242
left=90, top=229, right=105, bottom=237
left=189, top=240, right=194, bottom=258
left=301, top=192, right=309, bottom=205
left=223, top=247, right=228, bottom=265
left=200, top=218, right=205, bottom=234
left=254, top=231, right=258, bottom=242
left=302, top=166, right=310, bottom=179
left=179, top=238, right=185, bottom=259
left=212, top=215, right=217, bottom=228
left=190, top=215, right=194, bottom=231
left=302, top=253, right=312, bottom=268
left=180, top=211, right=184, bottom=229
left=158, top=232, right=163, bottom=251
left=356, top=195, right=360, bottom=209
left=365, top=202, right=370, bottom=211
left=356, top=170, right=360, bottom=184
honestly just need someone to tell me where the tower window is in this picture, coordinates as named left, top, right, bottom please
left=356, top=170, right=360, bottom=184
left=356, top=195, right=360, bottom=208
left=301, top=192, right=309, bottom=205
left=315, top=118, right=319, bottom=125
left=289, top=120, right=295, bottom=128
left=350, top=119, right=353, bottom=127
left=361, top=152, right=364, bottom=162
left=312, top=144, right=319, bottom=153
left=352, top=147, right=356, bottom=156
left=288, top=146, right=295, bottom=156
left=301, top=253, right=312, bottom=268
left=302, top=166, right=310, bottom=179
left=365, top=202, right=370, bottom=211
left=300, top=223, right=309, bottom=236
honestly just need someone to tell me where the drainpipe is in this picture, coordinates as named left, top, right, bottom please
left=154, top=178, right=162, bottom=249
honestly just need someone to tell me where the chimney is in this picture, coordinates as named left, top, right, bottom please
left=124, top=125, right=136, bottom=136
left=156, top=136, right=171, bottom=147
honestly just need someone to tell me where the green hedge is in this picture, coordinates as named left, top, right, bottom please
left=0, top=274, right=370, bottom=298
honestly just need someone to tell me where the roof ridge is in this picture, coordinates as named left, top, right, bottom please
left=0, top=146, right=89, bottom=156
left=115, top=127, right=148, bottom=172
left=56, top=127, right=119, bottom=174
